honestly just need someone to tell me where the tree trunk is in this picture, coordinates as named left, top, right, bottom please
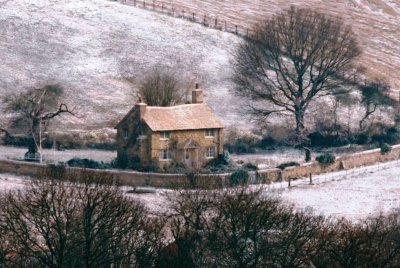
left=28, top=119, right=40, bottom=154
left=295, top=106, right=311, bottom=162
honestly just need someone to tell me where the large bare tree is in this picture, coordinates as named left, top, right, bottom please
left=233, top=6, right=361, bottom=160
left=2, top=84, right=74, bottom=161
left=138, top=68, right=188, bottom=107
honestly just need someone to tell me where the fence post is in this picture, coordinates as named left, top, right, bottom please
left=161, top=2, right=164, bottom=12
left=172, top=7, right=174, bottom=16
left=203, top=14, right=206, bottom=25
left=192, top=12, right=195, bottom=21
left=309, top=173, right=313, bottom=185
left=288, top=177, right=291, bottom=188
left=215, top=17, right=218, bottom=28
left=182, top=9, right=185, bottom=18
left=246, top=28, right=249, bottom=36
left=143, top=0, right=145, bottom=8
left=224, top=20, right=227, bottom=30
left=235, top=25, right=238, bottom=34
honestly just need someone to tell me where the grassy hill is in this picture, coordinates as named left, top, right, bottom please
left=0, top=0, right=398, bottom=141
left=126, top=0, right=400, bottom=91
left=0, top=0, right=242, bottom=139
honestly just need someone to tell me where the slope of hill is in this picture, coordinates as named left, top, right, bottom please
left=1, top=0, right=399, bottom=141
left=131, top=0, right=400, bottom=91
left=0, top=0, right=242, bottom=138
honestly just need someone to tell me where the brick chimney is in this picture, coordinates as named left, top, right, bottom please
left=192, top=83, right=204, bottom=104
left=136, top=97, right=147, bottom=120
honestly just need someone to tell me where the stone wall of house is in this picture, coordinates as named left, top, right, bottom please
left=150, top=128, right=224, bottom=168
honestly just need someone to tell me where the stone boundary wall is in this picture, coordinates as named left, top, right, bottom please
left=0, top=144, right=399, bottom=188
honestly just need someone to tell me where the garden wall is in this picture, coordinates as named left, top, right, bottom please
left=0, top=144, right=399, bottom=188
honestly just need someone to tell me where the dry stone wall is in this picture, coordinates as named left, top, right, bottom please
left=0, top=144, right=399, bottom=188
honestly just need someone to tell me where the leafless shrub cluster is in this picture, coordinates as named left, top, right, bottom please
left=0, top=172, right=165, bottom=268
left=163, top=188, right=400, bottom=267
left=1, top=178, right=400, bottom=267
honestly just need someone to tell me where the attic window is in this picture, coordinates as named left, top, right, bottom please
left=160, top=131, right=170, bottom=140
left=205, top=129, right=215, bottom=138
left=160, top=149, right=172, bottom=160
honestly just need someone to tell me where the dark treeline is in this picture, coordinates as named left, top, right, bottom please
left=1, top=172, right=400, bottom=267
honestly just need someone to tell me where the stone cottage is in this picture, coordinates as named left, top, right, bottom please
left=115, top=86, right=224, bottom=169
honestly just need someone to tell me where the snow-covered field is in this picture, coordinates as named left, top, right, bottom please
left=0, top=145, right=116, bottom=163
left=0, top=0, right=399, bottom=139
left=124, top=0, right=400, bottom=90
left=1, top=160, right=400, bottom=221
left=0, top=0, right=243, bottom=135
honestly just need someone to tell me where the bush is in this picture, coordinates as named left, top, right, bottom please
left=380, top=143, right=392, bottom=155
left=316, top=153, right=336, bottom=165
left=308, top=132, right=350, bottom=147
left=66, top=158, right=113, bottom=169
left=276, top=162, right=300, bottom=170
left=224, top=134, right=259, bottom=154
left=229, top=169, right=249, bottom=186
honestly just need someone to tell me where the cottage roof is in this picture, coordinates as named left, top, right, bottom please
left=142, top=103, right=223, bottom=131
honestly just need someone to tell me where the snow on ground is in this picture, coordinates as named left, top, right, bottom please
left=0, top=145, right=117, bottom=163
left=125, top=0, right=400, bottom=90
left=1, top=160, right=400, bottom=221
left=0, top=0, right=244, bottom=134
left=265, top=160, right=400, bottom=222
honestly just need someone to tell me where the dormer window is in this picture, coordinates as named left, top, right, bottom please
left=205, top=129, right=215, bottom=138
left=160, top=131, right=170, bottom=140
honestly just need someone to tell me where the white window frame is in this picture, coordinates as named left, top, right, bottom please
left=205, top=147, right=216, bottom=159
left=205, top=129, right=215, bottom=138
left=160, top=149, right=172, bottom=161
left=160, top=131, right=170, bottom=140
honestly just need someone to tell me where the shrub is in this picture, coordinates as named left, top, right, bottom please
left=380, top=143, right=392, bottom=155
left=244, top=162, right=258, bottom=171
left=66, top=158, right=113, bottom=169
left=258, top=136, right=277, bottom=149
left=276, top=162, right=300, bottom=170
left=385, top=127, right=400, bottom=144
left=316, top=153, right=336, bottom=165
left=229, top=169, right=249, bottom=186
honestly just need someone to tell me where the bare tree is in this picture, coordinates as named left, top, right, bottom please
left=2, top=84, right=74, bottom=161
left=0, top=172, right=162, bottom=268
left=359, top=79, right=394, bottom=130
left=233, top=6, right=361, bottom=161
left=138, top=68, right=188, bottom=106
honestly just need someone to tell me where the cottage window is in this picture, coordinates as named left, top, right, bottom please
left=160, top=131, right=170, bottom=140
left=160, top=149, right=172, bottom=160
left=205, top=147, right=216, bottom=159
left=205, top=129, right=215, bottom=138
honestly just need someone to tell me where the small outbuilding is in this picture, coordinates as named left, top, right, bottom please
left=115, top=85, right=224, bottom=169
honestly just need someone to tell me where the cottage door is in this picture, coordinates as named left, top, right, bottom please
left=184, top=149, right=193, bottom=168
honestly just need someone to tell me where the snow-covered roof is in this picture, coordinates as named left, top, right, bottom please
left=143, top=103, right=224, bottom=131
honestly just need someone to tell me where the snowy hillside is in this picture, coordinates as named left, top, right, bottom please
left=0, top=0, right=398, bottom=138
left=0, top=0, right=242, bottom=137
left=133, top=0, right=400, bottom=91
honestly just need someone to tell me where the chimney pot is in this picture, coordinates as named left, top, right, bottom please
left=192, top=85, right=204, bottom=104
left=136, top=100, right=147, bottom=120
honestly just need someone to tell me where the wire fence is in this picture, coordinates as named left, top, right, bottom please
left=117, top=0, right=252, bottom=37
left=265, top=158, right=400, bottom=192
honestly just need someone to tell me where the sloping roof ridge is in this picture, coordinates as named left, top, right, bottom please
left=147, top=103, right=205, bottom=110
